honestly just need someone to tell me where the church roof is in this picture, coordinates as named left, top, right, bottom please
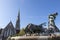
left=1, top=21, right=16, bottom=37
left=3, top=21, right=15, bottom=32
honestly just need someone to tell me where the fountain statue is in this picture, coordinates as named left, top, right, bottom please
left=48, top=12, right=59, bottom=32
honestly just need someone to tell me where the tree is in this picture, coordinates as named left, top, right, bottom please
left=18, top=28, right=25, bottom=36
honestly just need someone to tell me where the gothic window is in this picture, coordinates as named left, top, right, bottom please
left=4, top=31, right=7, bottom=37
left=10, top=30, right=12, bottom=35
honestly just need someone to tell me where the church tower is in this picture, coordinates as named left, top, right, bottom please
left=15, top=10, right=20, bottom=34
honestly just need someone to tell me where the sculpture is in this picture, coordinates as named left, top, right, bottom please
left=48, top=12, right=59, bottom=32
left=24, top=12, right=60, bottom=36
left=25, top=22, right=46, bottom=36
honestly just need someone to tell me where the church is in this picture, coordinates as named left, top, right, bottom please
left=0, top=10, right=20, bottom=40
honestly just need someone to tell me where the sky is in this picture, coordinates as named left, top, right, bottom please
left=0, top=0, right=20, bottom=28
left=0, top=0, right=60, bottom=29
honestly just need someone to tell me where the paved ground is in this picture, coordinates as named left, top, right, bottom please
left=10, top=36, right=52, bottom=40
left=9, top=33, right=60, bottom=40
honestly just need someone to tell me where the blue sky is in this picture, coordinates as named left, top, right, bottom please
left=0, top=0, right=20, bottom=28
left=0, top=0, right=60, bottom=29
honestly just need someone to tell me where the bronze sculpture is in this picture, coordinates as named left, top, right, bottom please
left=48, top=12, right=59, bottom=32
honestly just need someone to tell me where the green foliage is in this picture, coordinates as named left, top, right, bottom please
left=10, top=28, right=25, bottom=37
left=14, top=28, right=25, bottom=36
left=18, top=28, right=25, bottom=36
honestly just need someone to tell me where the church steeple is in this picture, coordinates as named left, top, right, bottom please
left=15, top=10, right=20, bottom=33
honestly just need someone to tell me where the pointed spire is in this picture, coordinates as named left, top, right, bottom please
left=18, top=9, right=19, bottom=15
left=15, top=9, right=20, bottom=33
left=18, top=9, right=20, bottom=21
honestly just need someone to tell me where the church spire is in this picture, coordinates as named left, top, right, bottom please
left=15, top=10, right=20, bottom=33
